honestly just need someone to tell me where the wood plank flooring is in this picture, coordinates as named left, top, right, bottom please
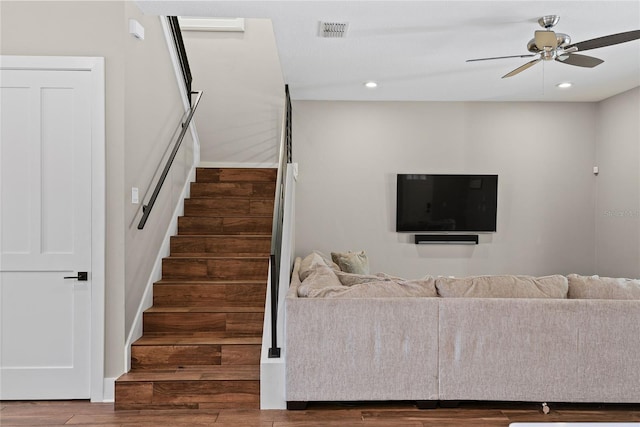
left=2, top=400, right=640, bottom=426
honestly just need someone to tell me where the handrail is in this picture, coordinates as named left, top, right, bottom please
left=138, top=90, right=203, bottom=229
left=268, top=85, right=292, bottom=358
left=168, top=16, right=193, bottom=102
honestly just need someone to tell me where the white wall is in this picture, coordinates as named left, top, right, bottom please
left=181, top=19, right=284, bottom=166
left=1, top=1, right=194, bottom=382
left=595, top=87, right=640, bottom=278
left=293, top=101, right=598, bottom=278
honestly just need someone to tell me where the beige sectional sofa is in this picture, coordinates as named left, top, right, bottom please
left=285, top=253, right=640, bottom=408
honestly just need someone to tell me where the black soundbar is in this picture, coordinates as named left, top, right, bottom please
left=415, top=234, right=479, bottom=245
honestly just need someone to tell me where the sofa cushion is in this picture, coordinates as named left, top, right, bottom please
left=436, top=275, right=568, bottom=299
left=297, top=264, right=344, bottom=298
left=335, top=271, right=391, bottom=287
left=331, top=250, right=370, bottom=274
left=309, top=277, right=437, bottom=298
left=567, top=274, right=640, bottom=300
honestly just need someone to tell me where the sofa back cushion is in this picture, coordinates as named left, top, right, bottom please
left=567, top=274, right=640, bottom=300
left=436, top=275, right=568, bottom=299
left=335, top=271, right=394, bottom=287
left=311, top=277, right=438, bottom=298
left=297, top=265, right=344, bottom=298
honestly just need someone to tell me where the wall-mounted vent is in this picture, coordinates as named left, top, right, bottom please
left=319, top=21, right=349, bottom=38
left=178, top=17, right=245, bottom=32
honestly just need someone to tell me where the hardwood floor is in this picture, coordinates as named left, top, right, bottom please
left=2, top=400, right=639, bottom=426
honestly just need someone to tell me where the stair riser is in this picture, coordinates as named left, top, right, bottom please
left=170, top=236, right=270, bottom=257
left=178, top=217, right=272, bottom=235
left=131, top=344, right=261, bottom=369
left=162, top=258, right=269, bottom=281
left=190, top=182, right=275, bottom=198
left=143, top=312, right=264, bottom=334
left=183, top=199, right=273, bottom=217
left=115, top=381, right=259, bottom=410
left=196, top=168, right=277, bottom=183
left=153, top=283, right=266, bottom=307
left=132, top=345, right=221, bottom=368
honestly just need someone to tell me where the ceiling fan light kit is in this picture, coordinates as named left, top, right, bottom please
left=467, top=15, right=640, bottom=78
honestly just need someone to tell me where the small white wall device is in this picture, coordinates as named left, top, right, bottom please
left=129, top=19, right=145, bottom=40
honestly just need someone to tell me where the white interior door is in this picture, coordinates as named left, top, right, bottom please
left=0, top=67, right=93, bottom=399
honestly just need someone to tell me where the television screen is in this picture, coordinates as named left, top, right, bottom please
left=396, top=174, right=498, bottom=232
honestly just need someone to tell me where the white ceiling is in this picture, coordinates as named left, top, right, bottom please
left=137, top=1, right=640, bottom=102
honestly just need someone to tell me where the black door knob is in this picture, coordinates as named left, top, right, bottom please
left=63, top=272, right=88, bottom=281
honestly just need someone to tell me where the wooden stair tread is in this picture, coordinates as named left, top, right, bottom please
left=145, top=306, right=264, bottom=314
left=164, top=256, right=268, bottom=260
left=187, top=195, right=275, bottom=200
left=188, top=194, right=276, bottom=200
left=171, top=234, right=271, bottom=238
left=190, top=182, right=275, bottom=199
left=196, top=168, right=277, bottom=183
left=154, top=279, right=265, bottom=285
left=134, top=334, right=262, bottom=346
left=117, top=366, right=260, bottom=383
left=178, top=216, right=272, bottom=235
left=170, top=253, right=269, bottom=258
left=182, top=211, right=273, bottom=215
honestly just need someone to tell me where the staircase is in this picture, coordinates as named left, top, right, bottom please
left=115, top=167, right=276, bottom=410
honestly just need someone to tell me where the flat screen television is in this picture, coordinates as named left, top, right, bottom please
left=396, top=174, right=498, bottom=232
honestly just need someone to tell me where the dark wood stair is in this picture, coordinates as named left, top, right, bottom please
left=115, top=167, right=275, bottom=410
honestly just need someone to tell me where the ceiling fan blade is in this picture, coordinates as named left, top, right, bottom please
left=502, top=58, right=542, bottom=78
left=566, top=29, right=640, bottom=52
left=556, top=53, right=604, bottom=68
left=466, top=54, right=537, bottom=62
left=535, top=30, right=558, bottom=49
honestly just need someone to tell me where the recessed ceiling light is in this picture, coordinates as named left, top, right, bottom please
left=556, top=82, right=572, bottom=89
left=364, top=81, right=378, bottom=89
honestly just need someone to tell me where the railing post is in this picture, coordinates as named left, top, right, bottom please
left=267, top=85, right=292, bottom=358
left=268, top=254, right=281, bottom=358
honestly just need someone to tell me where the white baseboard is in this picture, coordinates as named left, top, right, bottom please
left=123, top=165, right=196, bottom=372
left=198, top=161, right=278, bottom=169
left=101, top=377, right=116, bottom=403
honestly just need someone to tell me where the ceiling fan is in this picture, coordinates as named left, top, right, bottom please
left=467, top=15, right=640, bottom=78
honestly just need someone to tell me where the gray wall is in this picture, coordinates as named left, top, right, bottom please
left=293, top=101, right=599, bottom=278
left=122, top=2, right=194, bottom=345
left=1, top=1, right=194, bottom=379
left=595, top=87, right=640, bottom=278
left=182, top=19, right=284, bottom=166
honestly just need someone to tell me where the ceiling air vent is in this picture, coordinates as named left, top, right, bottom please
left=319, top=21, right=349, bottom=38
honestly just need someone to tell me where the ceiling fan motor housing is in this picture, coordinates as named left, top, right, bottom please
left=527, top=33, right=571, bottom=55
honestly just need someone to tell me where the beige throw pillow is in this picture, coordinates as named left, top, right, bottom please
left=436, top=275, right=568, bottom=299
left=331, top=251, right=370, bottom=274
left=567, top=274, right=640, bottom=300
